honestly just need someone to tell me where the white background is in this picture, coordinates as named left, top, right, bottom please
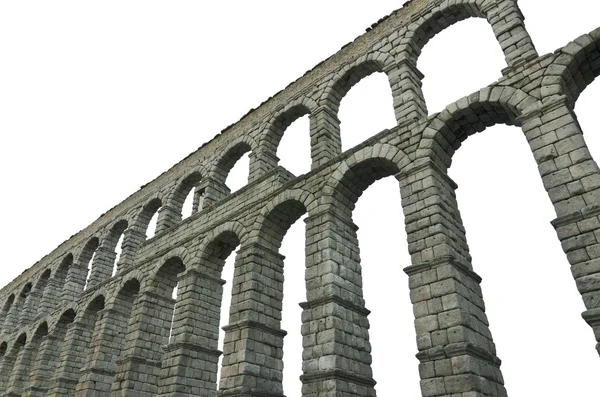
left=1, top=1, right=600, bottom=396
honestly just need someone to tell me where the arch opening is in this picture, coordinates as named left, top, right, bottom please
left=81, top=237, right=100, bottom=290
left=222, top=143, right=251, bottom=194
left=106, top=219, right=128, bottom=277
left=276, top=113, right=311, bottom=176
left=139, top=197, right=162, bottom=239
left=338, top=71, right=396, bottom=151
left=172, top=171, right=203, bottom=222
left=448, top=122, right=600, bottom=395
left=418, top=17, right=505, bottom=115
left=327, top=156, right=418, bottom=395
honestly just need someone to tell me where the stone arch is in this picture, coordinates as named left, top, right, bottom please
left=401, top=0, right=537, bottom=70
left=543, top=28, right=600, bottom=105
left=320, top=52, right=395, bottom=115
left=252, top=188, right=317, bottom=252
left=164, top=170, right=204, bottom=219
left=54, top=253, right=73, bottom=288
left=75, top=290, right=108, bottom=323
left=322, top=143, right=410, bottom=217
left=77, top=236, right=101, bottom=290
left=48, top=307, right=77, bottom=335
left=211, top=136, right=257, bottom=188
left=133, top=196, right=163, bottom=237
left=257, top=97, right=318, bottom=174
left=30, top=268, right=52, bottom=320
left=195, top=222, right=246, bottom=278
left=0, top=294, right=16, bottom=332
left=112, top=270, right=147, bottom=304
left=94, top=218, right=129, bottom=278
left=418, top=86, right=538, bottom=169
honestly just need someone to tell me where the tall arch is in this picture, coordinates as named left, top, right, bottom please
left=160, top=227, right=245, bottom=396
left=88, top=219, right=129, bottom=282
left=0, top=333, right=27, bottom=394
left=77, top=236, right=100, bottom=290
left=111, top=255, right=187, bottom=397
left=76, top=278, right=141, bottom=395
left=26, top=309, right=76, bottom=395
left=31, top=269, right=52, bottom=319
left=207, top=137, right=257, bottom=201
left=47, top=295, right=105, bottom=397
left=218, top=195, right=311, bottom=396
left=6, top=322, right=48, bottom=395
left=0, top=294, right=16, bottom=334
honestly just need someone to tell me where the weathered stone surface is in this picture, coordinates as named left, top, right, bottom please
left=1, top=0, right=599, bottom=396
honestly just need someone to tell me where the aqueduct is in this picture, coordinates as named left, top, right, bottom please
left=1, top=0, right=599, bottom=396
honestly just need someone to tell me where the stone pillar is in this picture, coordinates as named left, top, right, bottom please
left=519, top=96, right=600, bottom=356
left=218, top=243, right=287, bottom=397
left=75, top=306, right=132, bottom=396
left=156, top=204, right=182, bottom=235
left=159, top=269, right=225, bottom=396
left=197, top=176, right=231, bottom=209
left=23, top=335, right=63, bottom=397
left=111, top=290, right=174, bottom=397
left=5, top=343, right=36, bottom=396
left=309, top=105, right=342, bottom=170
left=389, top=58, right=427, bottom=122
left=300, top=208, right=376, bottom=397
left=37, top=278, right=61, bottom=320
left=0, top=346, right=20, bottom=394
left=117, top=227, right=147, bottom=271
left=485, top=0, right=538, bottom=72
left=62, top=263, right=88, bottom=303
left=397, top=159, right=506, bottom=397
left=47, top=321, right=95, bottom=397
left=87, top=246, right=117, bottom=289
left=2, top=304, right=18, bottom=336
left=249, top=149, right=280, bottom=183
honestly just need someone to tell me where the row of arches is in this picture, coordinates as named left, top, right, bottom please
left=1, top=77, right=600, bottom=395
left=0, top=0, right=546, bottom=340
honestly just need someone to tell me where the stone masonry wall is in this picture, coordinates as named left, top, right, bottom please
left=1, top=0, right=599, bottom=396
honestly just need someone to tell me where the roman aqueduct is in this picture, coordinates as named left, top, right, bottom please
left=1, top=0, right=599, bottom=396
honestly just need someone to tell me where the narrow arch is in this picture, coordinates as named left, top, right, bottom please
left=79, top=236, right=100, bottom=290
left=135, top=197, right=162, bottom=238
left=31, top=269, right=52, bottom=319
left=212, top=139, right=254, bottom=194
left=1, top=294, right=16, bottom=331
left=167, top=171, right=203, bottom=220
left=101, top=219, right=129, bottom=277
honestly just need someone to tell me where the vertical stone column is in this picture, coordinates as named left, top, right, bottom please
left=111, top=290, right=174, bottom=397
left=485, top=0, right=538, bottom=72
left=75, top=306, right=131, bottom=396
left=389, top=58, right=427, bottom=122
left=159, top=269, right=225, bottom=396
left=47, top=321, right=92, bottom=396
left=62, top=263, right=88, bottom=303
left=197, top=176, right=232, bottom=209
left=218, top=243, right=287, bottom=397
left=309, top=105, right=342, bottom=170
left=118, top=227, right=147, bottom=271
left=249, top=149, right=280, bottom=183
left=0, top=345, right=21, bottom=394
left=87, top=246, right=117, bottom=289
left=300, top=208, right=376, bottom=397
left=2, top=303, right=18, bottom=336
left=19, top=290, right=38, bottom=327
left=5, top=343, right=36, bottom=396
left=156, top=204, right=182, bottom=235
left=23, top=335, right=63, bottom=397
left=519, top=96, right=600, bottom=356
left=37, top=278, right=61, bottom=319
left=397, top=159, right=506, bottom=397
